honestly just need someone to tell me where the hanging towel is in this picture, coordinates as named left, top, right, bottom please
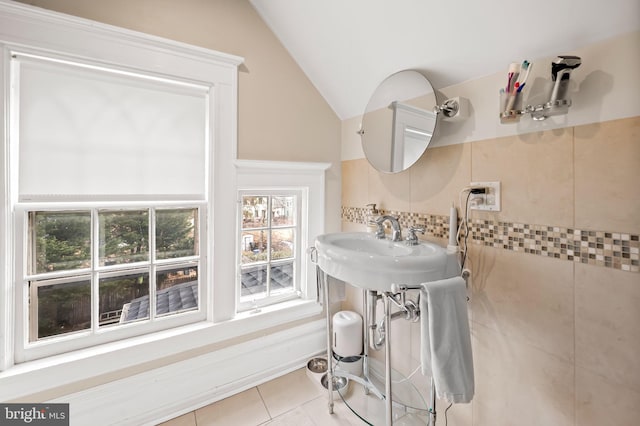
left=421, top=276, right=474, bottom=403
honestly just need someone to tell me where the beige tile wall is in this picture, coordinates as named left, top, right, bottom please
left=340, top=116, right=640, bottom=426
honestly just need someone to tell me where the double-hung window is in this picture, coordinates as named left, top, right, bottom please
left=238, top=192, right=301, bottom=310
left=10, top=51, right=211, bottom=362
left=235, top=161, right=330, bottom=315
left=22, top=207, right=201, bottom=340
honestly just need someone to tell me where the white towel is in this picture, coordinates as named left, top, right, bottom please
left=420, top=276, right=474, bottom=404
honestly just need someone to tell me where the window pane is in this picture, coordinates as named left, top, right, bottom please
left=241, top=195, right=268, bottom=229
left=99, top=210, right=149, bottom=266
left=156, top=265, right=198, bottom=317
left=100, top=272, right=150, bottom=326
left=270, top=262, right=294, bottom=295
left=240, top=264, right=267, bottom=301
left=33, top=280, right=91, bottom=340
left=31, top=211, right=91, bottom=273
left=241, top=230, right=269, bottom=264
left=156, top=208, right=198, bottom=260
left=271, top=228, right=294, bottom=260
left=272, top=196, right=295, bottom=227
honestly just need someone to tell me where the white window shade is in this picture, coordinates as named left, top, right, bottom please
left=14, top=55, right=209, bottom=200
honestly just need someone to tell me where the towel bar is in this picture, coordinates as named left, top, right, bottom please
left=391, top=270, right=470, bottom=294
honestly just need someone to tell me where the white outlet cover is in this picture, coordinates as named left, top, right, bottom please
left=470, top=181, right=501, bottom=211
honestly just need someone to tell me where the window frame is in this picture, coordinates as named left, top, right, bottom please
left=234, top=159, right=331, bottom=316
left=0, top=19, right=243, bottom=368
left=13, top=201, right=208, bottom=362
left=237, top=189, right=304, bottom=311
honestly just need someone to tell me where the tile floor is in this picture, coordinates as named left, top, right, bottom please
left=158, top=367, right=368, bottom=426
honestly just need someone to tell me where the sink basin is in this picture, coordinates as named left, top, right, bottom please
left=315, top=232, right=459, bottom=292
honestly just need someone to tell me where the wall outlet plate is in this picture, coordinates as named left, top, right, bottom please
left=469, top=181, right=501, bottom=211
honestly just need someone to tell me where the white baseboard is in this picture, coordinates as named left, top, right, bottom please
left=51, top=319, right=326, bottom=426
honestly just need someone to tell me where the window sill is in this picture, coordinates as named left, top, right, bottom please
left=0, top=298, right=322, bottom=401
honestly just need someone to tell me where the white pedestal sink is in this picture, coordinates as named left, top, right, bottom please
left=314, top=231, right=461, bottom=425
left=315, top=232, right=459, bottom=292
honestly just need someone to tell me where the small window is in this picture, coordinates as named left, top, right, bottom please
left=25, top=207, right=201, bottom=344
left=238, top=193, right=300, bottom=310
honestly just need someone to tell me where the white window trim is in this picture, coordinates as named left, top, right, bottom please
left=0, top=2, right=328, bottom=402
left=235, top=159, right=331, bottom=310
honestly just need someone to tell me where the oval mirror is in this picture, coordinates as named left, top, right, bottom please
left=361, top=70, right=438, bottom=173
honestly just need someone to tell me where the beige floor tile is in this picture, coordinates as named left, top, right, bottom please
left=157, top=412, right=196, bottom=426
left=467, top=244, right=574, bottom=361
left=576, top=366, right=640, bottom=426
left=332, top=383, right=386, bottom=424
left=258, top=368, right=324, bottom=418
left=575, top=116, right=640, bottom=234
left=575, top=263, right=640, bottom=392
left=472, top=323, right=574, bottom=426
left=261, top=406, right=315, bottom=426
left=471, top=129, right=574, bottom=227
left=300, top=395, right=361, bottom=425
left=195, top=388, right=270, bottom=426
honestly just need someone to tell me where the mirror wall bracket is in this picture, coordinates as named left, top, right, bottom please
left=434, top=97, right=469, bottom=121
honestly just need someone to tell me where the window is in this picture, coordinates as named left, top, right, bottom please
left=235, top=160, right=331, bottom=316
left=238, top=193, right=300, bottom=310
left=25, top=208, right=200, bottom=343
left=17, top=206, right=204, bottom=358
left=9, top=49, right=213, bottom=361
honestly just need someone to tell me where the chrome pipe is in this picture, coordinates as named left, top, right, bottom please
left=383, top=292, right=393, bottom=426
left=368, top=290, right=385, bottom=351
left=362, top=288, right=370, bottom=395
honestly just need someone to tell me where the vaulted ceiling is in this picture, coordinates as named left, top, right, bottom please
left=250, top=0, right=640, bottom=120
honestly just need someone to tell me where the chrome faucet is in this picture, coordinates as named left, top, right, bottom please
left=374, top=215, right=402, bottom=242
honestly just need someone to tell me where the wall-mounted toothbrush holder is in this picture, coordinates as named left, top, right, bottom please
left=499, top=91, right=524, bottom=123
left=500, top=98, right=573, bottom=123
left=499, top=55, right=581, bottom=124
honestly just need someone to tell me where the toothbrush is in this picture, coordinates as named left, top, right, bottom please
left=506, top=62, right=520, bottom=92
left=516, top=60, right=531, bottom=92
left=505, top=82, right=519, bottom=111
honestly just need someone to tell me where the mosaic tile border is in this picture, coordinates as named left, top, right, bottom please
left=341, top=206, right=640, bottom=273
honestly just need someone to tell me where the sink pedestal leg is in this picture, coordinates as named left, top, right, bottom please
left=384, top=292, right=392, bottom=426
left=322, top=269, right=334, bottom=414
left=362, top=289, right=370, bottom=395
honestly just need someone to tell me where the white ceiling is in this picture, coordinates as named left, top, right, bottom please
left=250, top=0, right=640, bottom=120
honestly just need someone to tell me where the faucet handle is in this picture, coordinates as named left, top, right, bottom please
left=405, top=226, right=426, bottom=246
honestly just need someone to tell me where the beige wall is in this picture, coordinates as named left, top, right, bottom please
left=340, top=31, right=639, bottom=425
left=341, top=116, right=640, bottom=425
left=342, top=102, right=639, bottom=426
